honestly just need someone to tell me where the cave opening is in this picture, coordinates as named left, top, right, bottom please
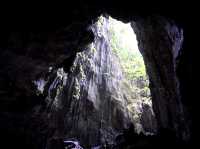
left=93, top=15, right=157, bottom=135
left=12, top=13, right=189, bottom=149
left=0, top=5, right=192, bottom=148
left=63, top=15, right=157, bottom=148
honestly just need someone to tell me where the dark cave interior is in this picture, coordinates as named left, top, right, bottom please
left=0, top=1, right=198, bottom=149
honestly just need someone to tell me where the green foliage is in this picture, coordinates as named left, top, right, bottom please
left=108, top=17, right=147, bottom=81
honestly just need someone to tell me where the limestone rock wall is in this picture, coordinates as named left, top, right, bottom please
left=131, top=16, right=190, bottom=140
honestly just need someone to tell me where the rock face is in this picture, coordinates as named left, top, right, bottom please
left=35, top=16, right=158, bottom=148
left=131, top=16, right=190, bottom=140
left=43, top=16, right=156, bottom=148
left=63, top=18, right=132, bottom=147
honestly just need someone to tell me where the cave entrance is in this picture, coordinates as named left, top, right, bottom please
left=65, top=15, right=157, bottom=147
left=95, top=15, right=157, bottom=134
